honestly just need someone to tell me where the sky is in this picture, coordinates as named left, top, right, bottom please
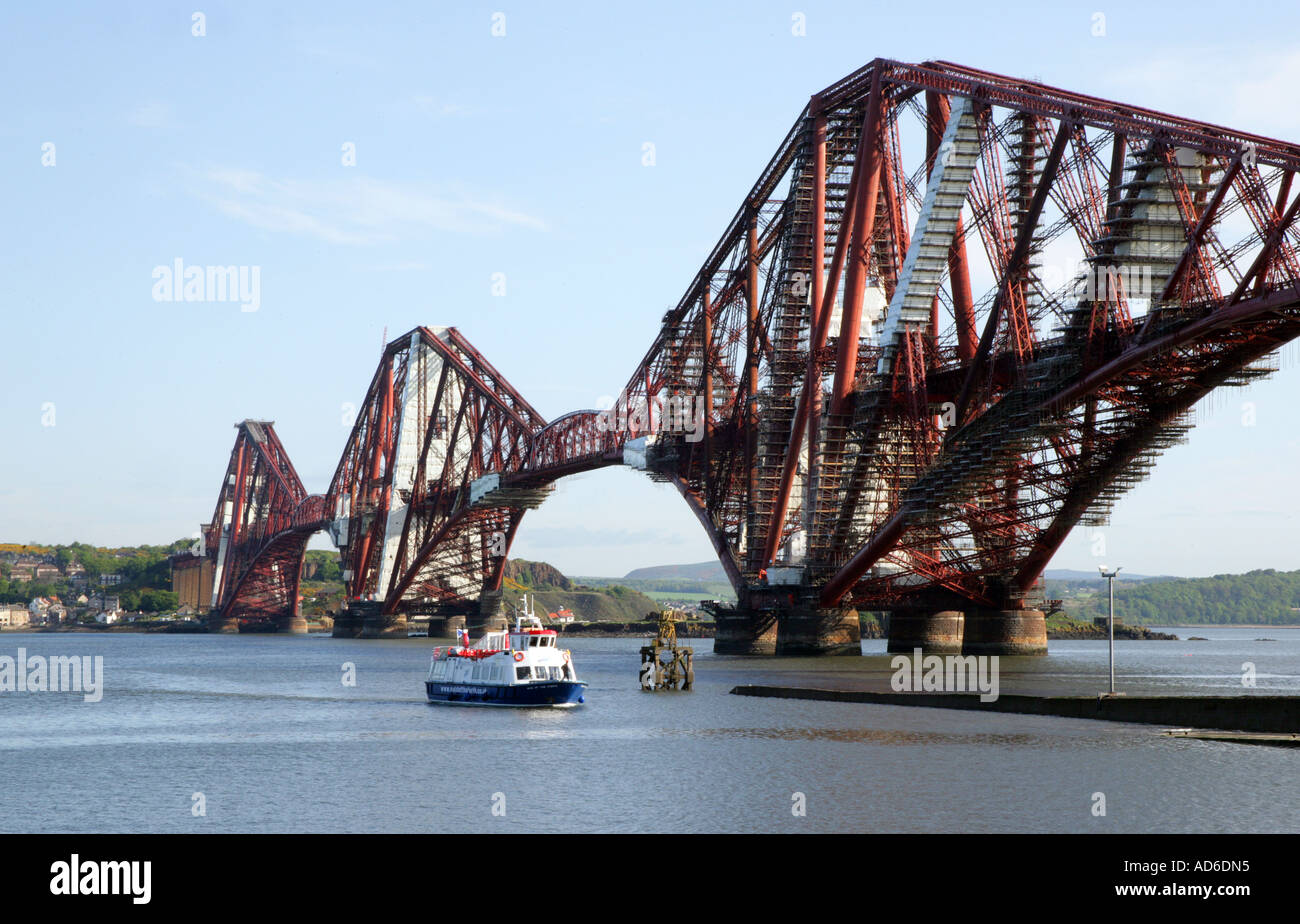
left=3, top=1, right=1300, bottom=579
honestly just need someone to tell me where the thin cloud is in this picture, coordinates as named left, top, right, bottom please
left=192, top=167, right=547, bottom=244
left=128, top=101, right=173, bottom=129
left=1100, top=46, right=1300, bottom=140
left=358, top=260, right=431, bottom=272
left=411, top=95, right=468, bottom=117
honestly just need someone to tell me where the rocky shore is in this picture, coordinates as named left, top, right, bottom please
left=1046, top=618, right=1177, bottom=640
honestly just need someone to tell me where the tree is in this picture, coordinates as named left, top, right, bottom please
left=138, top=590, right=179, bottom=613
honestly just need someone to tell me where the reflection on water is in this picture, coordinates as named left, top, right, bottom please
left=0, top=629, right=1296, bottom=833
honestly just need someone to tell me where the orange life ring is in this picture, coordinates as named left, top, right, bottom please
left=513, top=651, right=524, bottom=662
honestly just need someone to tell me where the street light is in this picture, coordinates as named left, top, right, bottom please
left=1098, top=565, right=1122, bottom=695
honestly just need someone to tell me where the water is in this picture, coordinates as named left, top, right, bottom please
left=0, top=628, right=1296, bottom=833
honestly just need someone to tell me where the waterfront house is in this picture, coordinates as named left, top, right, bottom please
left=0, top=605, right=29, bottom=628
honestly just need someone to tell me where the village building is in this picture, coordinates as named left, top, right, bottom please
left=0, top=604, right=30, bottom=628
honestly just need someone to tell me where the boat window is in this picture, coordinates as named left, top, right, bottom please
left=515, top=666, right=529, bottom=681
left=529, top=637, right=538, bottom=647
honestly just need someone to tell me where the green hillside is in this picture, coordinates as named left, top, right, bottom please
left=502, top=559, right=661, bottom=622
left=1053, top=568, right=1300, bottom=626
left=0, top=539, right=187, bottom=611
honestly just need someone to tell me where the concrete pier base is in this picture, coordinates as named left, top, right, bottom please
left=331, top=609, right=364, bottom=638
left=273, top=614, right=309, bottom=635
left=206, top=614, right=240, bottom=634
left=886, top=610, right=965, bottom=654
left=425, top=614, right=467, bottom=638
left=360, top=609, right=408, bottom=639
left=775, top=607, right=861, bottom=656
left=467, top=590, right=509, bottom=636
left=466, top=613, right=509, bottom=636
left=963, top=608, right=1047, bottom=656
left=711, top=608, right=778, bottom=655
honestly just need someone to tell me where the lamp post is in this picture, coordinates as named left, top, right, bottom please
left=1098, top=565, right=1121, bottom=695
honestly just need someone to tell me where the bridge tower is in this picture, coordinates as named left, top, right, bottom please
left=325, top=327, right=548, bottom=638
left=200, top=420, right=328, bottom=633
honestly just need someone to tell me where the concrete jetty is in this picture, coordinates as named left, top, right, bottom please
left=730, top=686, right=1300, bottom=734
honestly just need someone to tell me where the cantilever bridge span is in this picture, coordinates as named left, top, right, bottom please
left=186, top=58, right=1300, bottom=654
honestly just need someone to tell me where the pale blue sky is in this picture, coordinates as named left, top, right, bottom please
left=3, top=1, right=1299, bottom=577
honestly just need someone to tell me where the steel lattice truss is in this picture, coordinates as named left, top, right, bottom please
left=560, top=58, right=1300, bottom=613
left=325, top=327, right=547, bottom=614
left=204, top=58, right=1300, bottom=623
left=205, top=420, right=325, bottom=621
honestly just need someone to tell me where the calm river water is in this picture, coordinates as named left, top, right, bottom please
left=0, top=628, right=1296, bottom=833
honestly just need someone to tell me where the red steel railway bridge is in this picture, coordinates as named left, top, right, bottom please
left=180, top=59, right=1300, bottom=655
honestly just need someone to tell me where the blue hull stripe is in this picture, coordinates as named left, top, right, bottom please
left=425, top=679, right=587, bottom=707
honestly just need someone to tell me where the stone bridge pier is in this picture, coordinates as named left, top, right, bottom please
left=206, top=611, right=306, bottom=634
left=709, top=592, right=1046, bottom=657
left=467, top=590, right=511, bottom=636
left=330, top=600, right=405, bottom=638
left=335, top=591, right=512, bottom=640
left=886, top=607, right=1047, bottom=656
left=709, top=590, right=860, bottom=656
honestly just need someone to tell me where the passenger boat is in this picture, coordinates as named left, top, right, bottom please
left=424, top=597, right=587, bottom=707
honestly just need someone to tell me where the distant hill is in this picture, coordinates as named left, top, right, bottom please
left=623, top=561, right=728, bottom=582
left=1044, top=569, right=1169, bottom=583
left=569, top=560, right=738, bottom=603
left=502, top=558, right=658, bottom=622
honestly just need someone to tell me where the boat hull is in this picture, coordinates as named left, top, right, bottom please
left=425, top=679, right=587, bottom=707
